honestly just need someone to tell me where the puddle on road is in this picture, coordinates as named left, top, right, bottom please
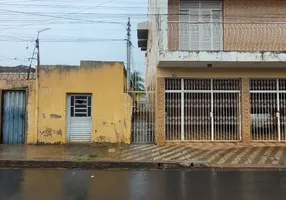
left=0, top=169, right=286, bottom=200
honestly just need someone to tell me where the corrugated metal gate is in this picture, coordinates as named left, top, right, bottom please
left=165, top=78, right=241, bottom=141
left=250, top=79, right=286, bottom=141
left=2, top=91, right=26, bottom=144
left=67, top=95, right=92, bottom=142
left=131, top=91, right=155, bottom=143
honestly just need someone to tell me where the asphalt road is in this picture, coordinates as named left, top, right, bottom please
left=0, top=169, right=286, bottom=200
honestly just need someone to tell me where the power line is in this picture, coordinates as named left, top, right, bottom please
left=0, top=39, right=126, bottom=43
left=0, top=35, right=32, bottom=42
left=0, top=0, right=128, bottom=31
left=0, top=8, right=126, bottom=26
left=0, top=1, right=145, bottom=66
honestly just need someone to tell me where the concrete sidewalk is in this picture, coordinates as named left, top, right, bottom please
left=0, top=143, right=286, bottom=169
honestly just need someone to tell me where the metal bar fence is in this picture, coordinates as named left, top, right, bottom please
left=167, top=21, right=286, bottom=51
left=130, top=91, right=155, bottom=143
left=250, top=79, right=286, bottom=141
left=165, top=78, right=241, bottom=142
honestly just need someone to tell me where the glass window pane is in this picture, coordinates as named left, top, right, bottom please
left=75, top=104, right=86, bottom=108
left=71, top=96, right=74, bottom=106
left=88, top=107, right=91, bottom=117
left=71, top=107, right=74, bottom=117
left=75, top=96, right=88, bottom=100
left=75, top=113, right=87, bottom=117
left=75, top=109, right=87, bottom=113
left=88, top=96, right=91, bottom=106
left=75, top=100, right=86, bottom=104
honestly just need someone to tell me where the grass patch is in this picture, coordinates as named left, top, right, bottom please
left=72, top=153, right=98, bottom=161
left=88, top=154, right=98, bottom=159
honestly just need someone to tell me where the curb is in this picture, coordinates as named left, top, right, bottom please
left=0, top=160, right=209, bottom=170
left=1, top=160, right=286, bottom=171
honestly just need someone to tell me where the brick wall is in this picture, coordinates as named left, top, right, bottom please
left=168, top=0, right=180, bottom=51
left=156, top=78, right=165, bottom=146
left=241, top=78, right=251, bottom=144
left=224, top=0, right=286, bottom=51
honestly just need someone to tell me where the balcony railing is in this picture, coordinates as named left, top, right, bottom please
left=167, top=21, right=286, bottom=52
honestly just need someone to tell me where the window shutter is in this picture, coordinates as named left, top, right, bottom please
left=179, top=10, right=190, bottom=50
left=180, top=1, right=200, bottom=50
left=180, top=1, right=199, bottom=9
left=212, top=10, right=222, bottom=50
left=200, top=1, right=222, bottom=9
left=179, top=0, right=222, bottom=51
left=200, top=10, right=212, bottom=50
left=189, top=10, right=200, bottom=50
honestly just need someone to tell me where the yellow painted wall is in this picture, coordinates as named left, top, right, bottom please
left=0, top=79, right=36, bottom=143
left=37, top=61, right=132, bottom=144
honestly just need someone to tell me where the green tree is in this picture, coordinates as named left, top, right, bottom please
left=131, top=71, right=145, bottom=91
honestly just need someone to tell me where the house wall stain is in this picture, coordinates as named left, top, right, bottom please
left=96, top=135, right=112, bottom=143
left=39, top=128, right=63, bottom=142
left=50, top=114, right=62, bottom=119
left=37, top=61, right=132, bottom=144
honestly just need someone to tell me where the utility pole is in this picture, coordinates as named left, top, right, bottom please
left=27, top=28, right=50, bottom=80
left=36, top=28, right=50, bottom=68
left=126, top=17, right=131, bottom=92
left=33, top=28, right=49, bottom=143
left=36, top=38, right=40, bottom=67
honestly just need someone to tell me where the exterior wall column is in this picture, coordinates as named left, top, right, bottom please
left=241, top=78, right=251, bottom=144
left=156, top=78, right=165, bottom=146
left=168, top=0, right=179, bottom=51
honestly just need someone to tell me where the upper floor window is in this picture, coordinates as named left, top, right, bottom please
left=179, top=0, right=222, bottom=51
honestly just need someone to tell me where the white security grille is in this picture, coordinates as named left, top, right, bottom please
left=250, top=79, right=286, bottom=141
left=165, top=78, right=241, bottom=141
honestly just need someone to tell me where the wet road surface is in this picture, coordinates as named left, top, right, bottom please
left=1, top=169, right=286, bottom=200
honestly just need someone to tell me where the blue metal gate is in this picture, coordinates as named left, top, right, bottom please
left=2, top=91, right=26, bottom=144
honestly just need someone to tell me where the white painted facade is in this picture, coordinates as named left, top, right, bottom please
left=140, top=0, right=286, bottom=70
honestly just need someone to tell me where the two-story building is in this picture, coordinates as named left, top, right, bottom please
left=138, top=0, right=286, bottom=146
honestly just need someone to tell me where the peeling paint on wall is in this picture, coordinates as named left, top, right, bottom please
left=39, top=128, right=63, bottom=138
left=124, top=119, right=127, bottom=129
left=114, top=125, right=120, bottom=140
left=57, top=129, right=63, bottom=136
left=50, top=114, right=62, bottom=119
left=96, top=135, right=112, bottom=143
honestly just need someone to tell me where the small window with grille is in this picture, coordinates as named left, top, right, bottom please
left=70, top=95, right=92, bottom=117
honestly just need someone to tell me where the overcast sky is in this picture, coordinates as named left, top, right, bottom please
left=0, top=0, right=147, bottom=74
